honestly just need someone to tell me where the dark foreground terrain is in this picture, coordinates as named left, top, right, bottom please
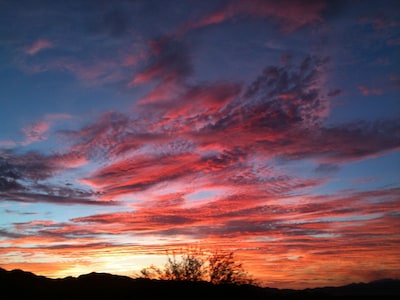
left=1, top=267, right=399, bottom=299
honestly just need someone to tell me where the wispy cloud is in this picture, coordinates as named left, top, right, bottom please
left=25, top=39, right=53, bottom=56
left=178, top=0, right=327, bottom=36
left=15, top=113, right=72, bottom=146
left=21, top=121, right=50, bottom=145
left=358, top=84, right=384, bottom=96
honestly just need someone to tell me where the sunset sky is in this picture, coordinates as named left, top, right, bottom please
left=0, top=0, right=399, bottom=289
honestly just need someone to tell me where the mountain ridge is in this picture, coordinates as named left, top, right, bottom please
left=1, top=267, right=399, bottom=299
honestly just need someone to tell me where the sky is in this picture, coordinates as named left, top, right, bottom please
left=0, top=0, right=399, bottom=289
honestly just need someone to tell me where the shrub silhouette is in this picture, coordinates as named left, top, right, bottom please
left=208, top=250, right=250, bottom=284
left=140, top=247, right=254, bottom=285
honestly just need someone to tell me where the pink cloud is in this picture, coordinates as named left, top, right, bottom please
left=136, top=80, right=183, bottom=104
left=43, top=113, right=72, bottom=121
left=358, top=84, right=383, bottom=96
left=129, top=38, right=191, bottom=88
left=179, top=0, right=327, bottom=36
left=19, top=113, right=72, bottom=146
left=25, top=39, right=53, bottom=55
left=0, top=140, right=17, bottom=148
left=167, top=83, right=241, bottom=117
left=233, top=0, right=327, bottom=33
left=130, top=64, right=165, bottom=85
left=21, top=121, right=50, bottom=145
left=52, top=152, right=88, bottom=169
left=18, top=51, right=132, bottom=86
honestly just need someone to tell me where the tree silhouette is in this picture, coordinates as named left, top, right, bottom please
left=208, top=250, right=250, bottom=285
left=140, top=247, right=254, bottom=285
left=140, top=247, right=205, bottom=281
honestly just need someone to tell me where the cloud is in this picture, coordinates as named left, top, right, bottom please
left=130, top=38, right=192, bottom=87
left=9, top=53, right=397, bottom=212
left=313, top=119, right=400, bottom=163
left=21, top=122, right=50, bottom=145
left=2, top=186, right=399, bottom=287
left=21, top=57, right=127, bottom=86
left=179, top=0, right=328, bottom=35
left=245, top=119, right=400, bottom=164
left=1, top=1, right=399, bottom=288
left=3, top=209, right=38, bottom=216
left=165, top=82, right=242, bottom=118
left=60, top=111, right=133, bottom=161
left=57, top=55, right=400, bottom=206
left=25, top=39, right=53, bottom=55
left=0, top=189, right=114, bottom=206
left=358, top=84, right=383, bottom=96
left=0, top=140, right=17, bottom=148
left=359, top=15, right=400, bottom=31
left=58, top=186, right=399, bottom=248
left=0, top=150, right=111, bottom=205
left=327, top=89, right=342, bottom=97
left=9, top=113, right=73, bottom=147
left=0, top=151, right=57, bottom=182
left=232, top=0, right=327, bottom=33
left=17, top=38, right=143, bottom=86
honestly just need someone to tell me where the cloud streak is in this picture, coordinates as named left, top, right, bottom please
left=178, top=0, right=328, bottom=36
left=25, top=39, right=53, bottom=56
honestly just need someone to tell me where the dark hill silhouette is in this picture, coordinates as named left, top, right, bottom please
left=1, top=267, right=399, bottom=299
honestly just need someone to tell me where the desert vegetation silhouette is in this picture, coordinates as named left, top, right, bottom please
left=139, top=247, right=256, bottom=285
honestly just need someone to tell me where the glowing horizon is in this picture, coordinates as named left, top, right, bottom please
left=0, top=0, right=399, bottom=289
